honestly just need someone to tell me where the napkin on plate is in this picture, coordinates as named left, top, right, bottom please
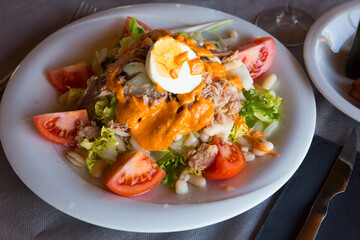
left=254, top=135, right=360, bottom=240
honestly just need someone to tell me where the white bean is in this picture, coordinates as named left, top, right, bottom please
left=263, top=141, right=274, bottom=151
left=73, top=147, right=88, bottom=158
left=262, top=74, right=277, bottom=90
left=253, top=148, right=267, bottom=156
left=179, top=168, right=190, bottom=182
left=244, top=152, right=256, bottom=161
left=175, top=180, right=188, bottom=194
left=188, top=174, right=206, bottom=188
left=66, top=151, right=86, bottom=167
left=230, top=30, right=238, bottom=39
left=241, top=146, right=249, bottom=152
left=237, top=137, right=251, bottom=148
left=93, top=160, right=107, bottom=178
left=200, top=132, right=210, bottom=143
left=223, top=59, right=243, bottom=71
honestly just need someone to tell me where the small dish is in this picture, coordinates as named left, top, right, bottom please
left=304, top=0, right=360, bottom=121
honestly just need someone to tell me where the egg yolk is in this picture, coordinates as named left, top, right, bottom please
left=152, top=36, right=186, bottom=79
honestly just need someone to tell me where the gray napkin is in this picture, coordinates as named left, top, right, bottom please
left=254, top=135, right=360, bottom=240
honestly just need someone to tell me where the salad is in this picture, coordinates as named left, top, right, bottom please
left=33, top=17, right=282, bottom=197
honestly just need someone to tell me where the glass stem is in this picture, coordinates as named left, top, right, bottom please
left=285, top=0, right=294, bottom=14
left=277, top=0, right=298, bottom=24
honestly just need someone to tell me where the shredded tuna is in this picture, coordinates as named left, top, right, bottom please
left=202, top=81, right=230, bottom=109
left=98, top=85, right=113, bottom=97
left=202, top=72, right=212, bottom=85
left=213, top=108, right=228, bottom=125
left=227, top=94, right=242, bottom=119
left=142, top=95, right=149, bottom=105
left=187, top=143, right=219, bottom=170
left=221, top=50, right=239, bottom=64
left=75, top=120, right=100, bottom=145
left=201, top=76, right=242, bottom=120
left=149, top=93, right=168, bottom=107
left=107, top=120, right=130, bottom=136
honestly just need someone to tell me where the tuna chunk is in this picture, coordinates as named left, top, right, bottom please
left=187, top=143, right=219, bottom=170
left=75, top=120, right=100, bottom=145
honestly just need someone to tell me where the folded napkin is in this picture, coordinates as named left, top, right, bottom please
left=254, top=135, right=360, bottom=240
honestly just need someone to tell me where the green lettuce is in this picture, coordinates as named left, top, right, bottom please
left=57, top=88, right=84, bottom=111
left=240, top=87, right=282, bottom=128
left=81, top=126, right=119, bottom=176
left=154, top=149, right=188, bottom=189
left=128, top=17, right=145, bottom=36
left=119, top=18, right=146, bottom=49
left=228, top=123, right=249, bottom=142
left=87, top=95, right=118, bottom=125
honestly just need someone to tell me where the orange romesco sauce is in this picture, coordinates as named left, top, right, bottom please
left=203, top=41, right=217, bottom=51
left=176, top=34, right=215, bottom=58
left=169, top=69, right=178, bottom=79
left=105, top=34, right=246, bottom=151
left=245, top=132, right=279, bottom=157
left=177, top=81, right=204, bottom=105
left=174, top=52, right=189, bottom=65
left=107, top=76, right=213, bottom=151
left=188, top=58, right=205, bottom=75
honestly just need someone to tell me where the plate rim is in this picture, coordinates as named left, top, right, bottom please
left=0, top=3, right=316, bottom=232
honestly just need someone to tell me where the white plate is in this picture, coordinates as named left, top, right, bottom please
left=0, top=3, right=315, bottom=232
left=304, top=1, right=360, bottom=121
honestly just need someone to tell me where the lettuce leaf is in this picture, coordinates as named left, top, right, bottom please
left=240, top=87, right=281, bottom=128
left=81, top=126, right=119, bottom=176
left=119, top=18, right=145, bottom=49
left=128, top=17, right=145, bottom=36
left=228, top=123, right=248, bottom=142
left=154, top=149, right=188, bottom=189
left=57, top=88, right=84, bottom=111
left=87, top=95, right=118, bottom=125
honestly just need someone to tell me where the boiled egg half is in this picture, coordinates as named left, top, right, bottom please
left=145, top=36, right=202, bottom=94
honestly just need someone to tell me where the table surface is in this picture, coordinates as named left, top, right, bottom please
left=0, top=0, right=359, bottom=239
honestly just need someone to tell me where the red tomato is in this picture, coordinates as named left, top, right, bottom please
left=203, top=137, right=246, bottom=180
left=46, top=62, right=93, bottom=93
left=33, top=110, right=88, bottom=146
left=123, top=16, right=152, bottom=36
left=231, top=37, right=276, bottom=79
left=104, top=151, right=166, bottom=196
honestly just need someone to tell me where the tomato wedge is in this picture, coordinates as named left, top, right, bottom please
left=33, top=110, right=88, bottom=146
left=104, top=151, right=166, bottom=196
left=123, top=16, right=152, bottom=36
left=231, top=37, right=276, bottom=79
left=203, top=137, right=246, bottom=180
left=46, top=62, right=93, bottom=93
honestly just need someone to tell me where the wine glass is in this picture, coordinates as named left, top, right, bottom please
left=255, top=0, right=314, bottom=47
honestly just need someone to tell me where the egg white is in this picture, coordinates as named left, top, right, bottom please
left=145, top=38, right=202, bottom=94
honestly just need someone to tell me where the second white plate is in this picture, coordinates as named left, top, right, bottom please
left=304, top=0, right=360, bottom=121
